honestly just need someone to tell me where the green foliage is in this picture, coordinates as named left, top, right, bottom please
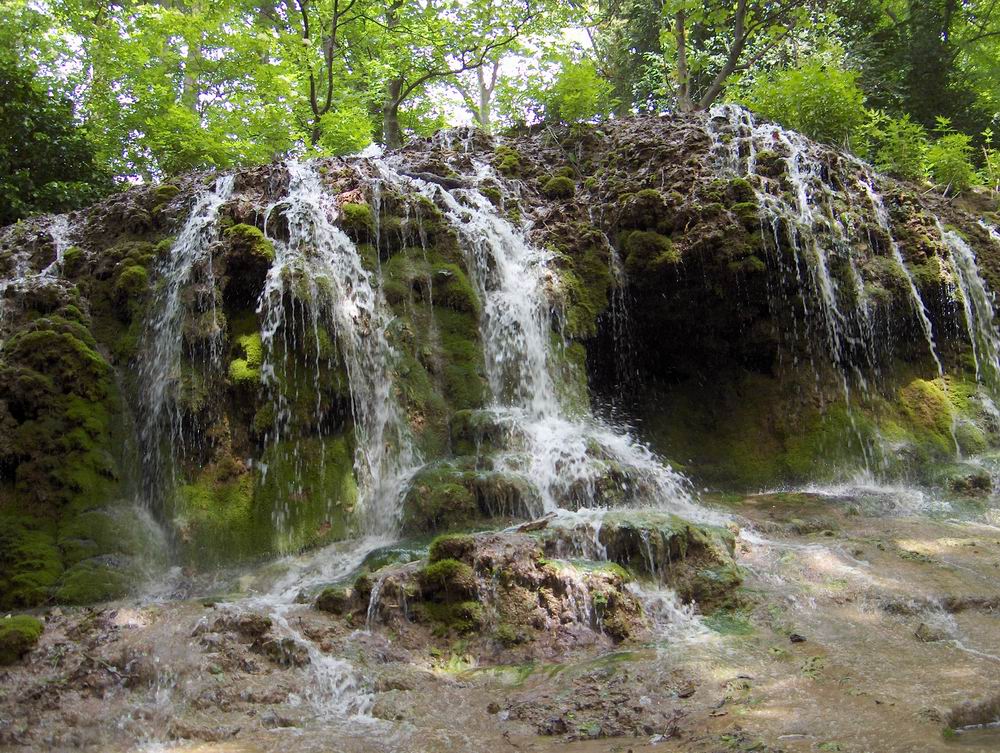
left=318, top=105, right=374, bottom=156
left=0, top=6, right=110, bottom=224
left=544, top=59, right=616, bottom=124
left=743, top=60, right=867, bottom=147
left=926, top=118, right=977, bottom=193
left=982, top=130, right=1000, bottom=192
left=871, top=114, right=928, bottom=181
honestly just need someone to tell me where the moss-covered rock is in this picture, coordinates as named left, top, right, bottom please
left=493, top=145, right=522, bottom=176
left=223, top=223, right=275, bottom=262
left=542, top=175, right=575, bottom=199
left=0, top=615, right=44, bottom=664
left=622, top=230, right=681, bottom=281
left=534, top=511, right=741, bottom=613
left=339, top=202, right=375, bottom=238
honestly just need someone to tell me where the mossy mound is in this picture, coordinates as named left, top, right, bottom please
left=0, top=615, right=44, bottom=664
left=621, top=231, right=681, bottom=281
left=0, top=300, right=150, bottom=608
left=542, top=175, right=575, bottom=199
left=533, top=511, right=741, bottom=613
left=331, top=532, right=647, bottom=646
left=401, top=462, right=540, bottom=533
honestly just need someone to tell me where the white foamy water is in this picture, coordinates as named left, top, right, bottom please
left=940, top=223, right=1000, bottom=392
left=374, top=159, right=700, bottom=520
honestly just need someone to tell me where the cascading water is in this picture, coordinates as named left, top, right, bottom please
left=260, top=160, right=417, bottom=537
left=0, top=214, right=75, bottom=334
left=940, top=224, right=1000, bottom=392
left=41, top=214, right=72, bottom=277
left=704, top=105, right=1000, bottom=472
left=372, top=157, right=701, bottom=521
left=137, top=174, right=235, bottom=506
left=707, top=104, right=881, bottom=395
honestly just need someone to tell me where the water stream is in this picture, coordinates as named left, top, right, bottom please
left=137, top=174, right=236, bottom=505
left=373, top=157, right=701, bottom=521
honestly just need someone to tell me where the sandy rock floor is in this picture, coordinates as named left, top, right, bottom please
left=2, top=489, right=999, bottom=752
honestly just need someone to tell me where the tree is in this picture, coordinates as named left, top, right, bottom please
left=0, top=3, right=110, bottom=224
left=544, top=58, right=617, bottom=124
left=371, top=0, right=548, bottom=147
left=667, top=0, right=814, bottom=111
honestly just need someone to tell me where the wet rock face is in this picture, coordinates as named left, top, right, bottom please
left=1, top=109, right=999, bottom=611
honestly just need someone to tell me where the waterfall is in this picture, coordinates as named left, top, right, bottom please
left=0, top=214, right=75, bottom=335
left=261, top=160, right=416, bottom=537
left=856, top=174, right=945, bottom=377
left=374, top=158, right=699, bottom=519
left=138, top=174, right=235, bottom=505
left=940, top=224, right=1000, bottom=392
left=41, top=214, right=72, bottom=277
left=707, top=104, right=881, bottom=391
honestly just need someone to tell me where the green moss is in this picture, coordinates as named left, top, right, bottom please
left=113, top=265, right=149, bottom=311
left=255, top=435, right=357, bottom=555
left=402, top=463, right=478, bottom=534
left=896, top=378, right=957, bottom=457
left=480, top=186, right=502, bottom=206
left=315, top=586, right=351, bottom=614
left=0, top=516, right=62, bottom=608
left=432, top=263, right=480, bottom=314
left=228, top=356, right=260, bottom=385
left=224, top=223, right=275, bottom=262
left=551, top=337, right=590, bottom=416
left=728, top=178, right=756, bottom=203
left=622, top=231, right=681, bottom=281
left=0, top=615, right=44, bottom=664
left=228, top=331, right=263, bottom=386
left=419, top=558, right=477, bottom=599
left=730, top=201, right=760, bottom=230
left=153, top=184, right=181, bottom=203
left=493, top=145, right=522, bottom=176
left=252, top=403, right=276, bottom=435
left=553, top=238, right=614, bottom=340
left=54, top=561, right=131, bottom=604
left=417, top=599, right=484, bottom=635
left=61, top=246, right=83, bottom=276
left=175, top=464, right=258, bottom=567
left=435, top=309, right=487, bottom=411
left=542, top=175, right=575, bottom=199
left=339, top=202, right=375, bottom=237
left=428, top=533, right=475, bottom=563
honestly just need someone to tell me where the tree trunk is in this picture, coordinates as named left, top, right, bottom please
left=476, top=67, right=492, bottom=134
left=674, top=10, right=694, bottom=112
left=383, top=79, right=403, bottom=148
left=180, top=0, right=203, bottom=113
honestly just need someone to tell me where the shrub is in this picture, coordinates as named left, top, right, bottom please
left=743, top=60, right=867, bottom=148
left=544, top=60, right=616, bottom=124
left=875, top=115, right=928, bottom=181
left=926, top=118, right=977, bottom=193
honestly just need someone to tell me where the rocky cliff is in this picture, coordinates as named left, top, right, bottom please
left=1, top=107, right=999, bottom=613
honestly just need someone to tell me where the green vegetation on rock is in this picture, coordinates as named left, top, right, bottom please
left=0, top=615, right=44, bottom=664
